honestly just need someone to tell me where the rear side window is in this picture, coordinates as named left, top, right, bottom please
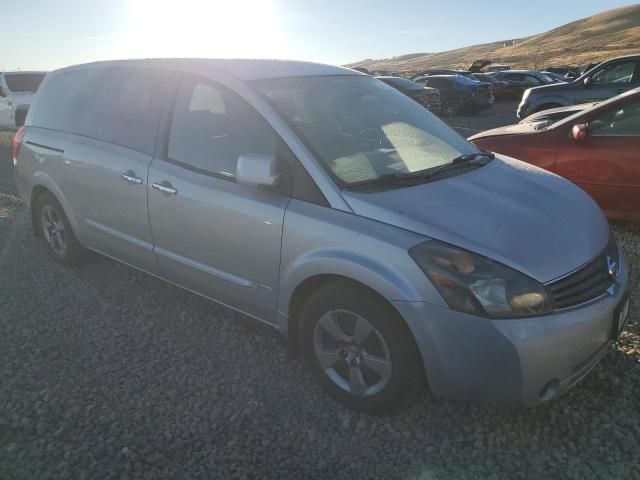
left=168, top=75, right=278, bottom=178
left=30, top=67, right=169, bottom=154
left=5, top=73, right=46, bottom=92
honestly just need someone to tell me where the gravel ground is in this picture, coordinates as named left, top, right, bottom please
left=1, top=122, right=640, bottom=480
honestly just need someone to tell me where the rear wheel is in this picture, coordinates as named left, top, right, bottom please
left=35, top=192, right=86, bottom=266
left=299, top=281, right=424, bottom=413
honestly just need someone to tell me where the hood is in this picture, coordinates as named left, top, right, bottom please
left=527, top=81, right=573, bottom=96
left=468, top=123, right=541, bottom=140
left=521, top=102, right=598, bottom=124
left=341, top=156, right=609, bottom=283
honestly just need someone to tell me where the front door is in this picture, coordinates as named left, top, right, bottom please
left=556, top=99, right=640, bottom=220
left=577, top=60, right=640, bottom=103
left=148, top=74, right=290, bottom=322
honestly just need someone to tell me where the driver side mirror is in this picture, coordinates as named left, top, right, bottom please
left=572, top=124, right=589, bottom=141
left=583, top=77, right=592, bottom=89
left=236, top=153, right=280, bottom=188
left=0, top=86, right=6, bottom=98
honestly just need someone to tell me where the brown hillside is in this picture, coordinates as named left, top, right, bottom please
left=348, top=4, right=640, bottom=73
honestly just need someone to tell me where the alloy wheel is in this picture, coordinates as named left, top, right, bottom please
left=41, top=205, right=67, bottom=257
left=312, top=309, right=392, bottom=397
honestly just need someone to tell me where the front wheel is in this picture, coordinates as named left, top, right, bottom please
left=299, top=281, right=424, bottom=413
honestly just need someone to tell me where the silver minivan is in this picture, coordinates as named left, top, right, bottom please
left=14, top=59, right=630, bottom=412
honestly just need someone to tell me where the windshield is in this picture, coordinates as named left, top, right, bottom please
left=4, top=73, right=46, bottom=92
left=454, top=75, right=480, bottom=85
left=252, top=75, right=476, bottom=185
left=537, top=72, right=556, bottom=83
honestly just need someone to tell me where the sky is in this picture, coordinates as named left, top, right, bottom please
left=1, top=0, right=636, bottom=71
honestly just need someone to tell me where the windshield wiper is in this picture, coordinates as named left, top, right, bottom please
left=420, top=151, right=494, bottom=180
left=344, top=152, right=494, bottom=191
left=344, top=172, right=426, bottom=190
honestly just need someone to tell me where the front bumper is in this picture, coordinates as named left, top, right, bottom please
left=393, top=249, right=629, bottom=407
left=517, top=100, right=532, bottom=119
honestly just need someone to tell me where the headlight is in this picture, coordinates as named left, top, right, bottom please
left=409, top=240, right=551, bottom=318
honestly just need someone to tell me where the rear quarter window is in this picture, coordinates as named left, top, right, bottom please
left=30, top=67, right=170, bottom=154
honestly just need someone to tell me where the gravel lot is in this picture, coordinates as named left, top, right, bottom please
left=1, top=113, right=639, bottom=479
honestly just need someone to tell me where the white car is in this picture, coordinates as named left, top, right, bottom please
left=0, top=71, right=47, bottom=129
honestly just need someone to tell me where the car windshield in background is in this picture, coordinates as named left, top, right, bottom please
left=537, top=72, right=556, bottom=83
left=252, top=75, right=477, bottom=185
left=5, top=73, right=46, bottom=92
left=381, top=77, right=423, bottom=90
left=454, top=75, right=481, bottom=85
left=474, top=74, right=498, bottom=83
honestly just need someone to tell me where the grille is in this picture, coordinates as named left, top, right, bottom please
left=475, top=86, right=491, bottom=101
left=546, top=236, right=618, bottom=310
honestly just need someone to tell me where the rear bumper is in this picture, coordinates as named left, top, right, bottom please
left=393, top=249, right=629, bottom=407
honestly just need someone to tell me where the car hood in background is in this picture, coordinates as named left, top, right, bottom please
left=527, top=81, right=574, bottom=96
left=520, top=102, right=598, bottom=124
left=341, top=156, right=609, bottom=283
left=468, top=123, right=541, bottom=139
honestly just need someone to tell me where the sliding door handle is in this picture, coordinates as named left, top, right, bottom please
left=121, top=171, right=143, bottom=185
left=152, top=181, right=177, bottom=195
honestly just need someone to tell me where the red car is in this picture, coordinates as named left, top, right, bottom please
left=469, top=88, right=640, bottom=221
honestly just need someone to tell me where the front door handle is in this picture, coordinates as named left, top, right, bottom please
left=152, top=181, right=177, bottom=195
left=121, top=171, right=143, bottom=185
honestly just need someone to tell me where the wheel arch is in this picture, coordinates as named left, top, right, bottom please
left=284, top=273, right=421, bottom=363
left=29, top=176, right=81, bottom=241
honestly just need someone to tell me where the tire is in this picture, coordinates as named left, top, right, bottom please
left=442, top=99, right=460, bottom=117
left=299, top=280, right=424, bottom=413
left=34, top=192, right=86, bottom=266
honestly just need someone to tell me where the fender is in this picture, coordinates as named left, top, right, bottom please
left=277, top=246, right=440, bottom=323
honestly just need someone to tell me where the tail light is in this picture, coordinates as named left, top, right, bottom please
left=12, top=126, right=26, bottom=168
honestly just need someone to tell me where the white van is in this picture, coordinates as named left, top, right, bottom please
left=0, top=71, right=47, bottom=129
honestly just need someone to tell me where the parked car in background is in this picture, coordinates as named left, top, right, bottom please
left=414, top=75, right=494, bottom=115
left=519, top=102, right=598, bottom=125
left=14, top=58, right=628, bottom=412
left=472, top=73, right=522, bottom=100
left=377, top=76, right=442, bottom=114
left=493, top=70, right=559, bottom=88
left=518, top=54, right=640, bottom=118
left=411, top=69, right=477, bottom=81
left=544, top=66, right=580, bottom=80
left=541, top=71, right=569, bottom=83
left=486, top=64, right=511, bottom=72
left=0, top=71, right=47, bottom=129
left=471, top=88, right=640, bottom=221
left=582, top=62, right=602, bottom=76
